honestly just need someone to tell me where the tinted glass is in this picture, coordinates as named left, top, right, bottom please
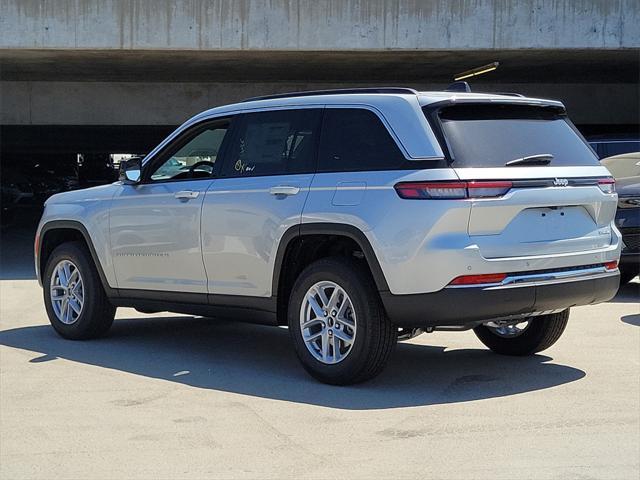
left=222, top=109, right=321, bottom=177
left=318, top=108, right=409, bottom=172
left=150, top=125, right=229, bottom=181
left=435, top=104, right=600, bottom=168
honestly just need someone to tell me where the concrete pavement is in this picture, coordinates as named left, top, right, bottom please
left=1, top=276, right=638, bottom=479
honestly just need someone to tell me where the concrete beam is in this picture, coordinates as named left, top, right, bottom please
left=2, top=80, right=637, bottom=126
left=1, top=49, right=638, bottom=83
left=1, top=0, right=638, bottom=51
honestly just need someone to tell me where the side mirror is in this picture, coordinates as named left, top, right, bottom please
left=119, top=157, right=142, bottom=184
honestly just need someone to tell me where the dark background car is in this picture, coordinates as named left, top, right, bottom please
left=588, top=137, right=640, bottom=159
left=615, top=176, right=640, bottom=284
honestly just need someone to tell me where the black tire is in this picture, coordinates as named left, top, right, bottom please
left=288, top=257, right=397, bottom=385
left=43, top=241, right=116, bottom=340
left=473, top=309, right=570, bottom=356
left=619, top=264, right=639, bottom=285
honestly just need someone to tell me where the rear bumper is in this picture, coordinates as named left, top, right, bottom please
left=381, top=271, right=620, bottom=328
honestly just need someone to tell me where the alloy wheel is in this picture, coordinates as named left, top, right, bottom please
left=485, top=320, right=531, bottom=338
left=50, top=260, right=84, bottom=325
left=299, top=281, right=357, bottom=364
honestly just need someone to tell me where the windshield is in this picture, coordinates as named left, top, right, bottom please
left=431, top=104, right=600, bottom=168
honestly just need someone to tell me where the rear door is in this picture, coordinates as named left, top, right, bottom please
left=430, top=103, right=618, bottom=258
left=201, top=107, right=323, bottom=297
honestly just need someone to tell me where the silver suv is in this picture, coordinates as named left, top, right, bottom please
left=35, top=88, right=621, bottom=385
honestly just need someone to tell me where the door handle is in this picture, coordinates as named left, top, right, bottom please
left=269, top=186, right=300, bottom=196
left=174, top=190, right=200, bottom=200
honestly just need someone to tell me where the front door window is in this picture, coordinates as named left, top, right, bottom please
left=150, top=125, right=229, bottom=181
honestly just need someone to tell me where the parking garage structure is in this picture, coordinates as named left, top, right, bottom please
left=1, top=0, right=638, bottom=228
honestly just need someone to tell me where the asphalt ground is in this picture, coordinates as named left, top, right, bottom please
left=1, top=221, right=638, bottom=479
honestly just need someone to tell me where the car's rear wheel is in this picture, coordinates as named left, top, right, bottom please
left=473, top=309, right=570, bottom=356
left=288, top=257, right=397, bottom=385
left=43, top=241, right=116, bottom=340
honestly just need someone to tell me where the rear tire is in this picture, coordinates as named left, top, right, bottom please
left=43, top=241, right=116, bottom=340
left=288, top=257, right=397, bottom=385
left=619, top=264, right=639, bottom=285
left=473, top=310, right=570, bottom=356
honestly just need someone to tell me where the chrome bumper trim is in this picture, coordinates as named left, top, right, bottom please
left=447, top=266, right=619, bottom=289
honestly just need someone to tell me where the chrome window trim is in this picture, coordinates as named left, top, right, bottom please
left=141, top=104, right=326, bottom=168
left=143, top=94, right=447, bottom=165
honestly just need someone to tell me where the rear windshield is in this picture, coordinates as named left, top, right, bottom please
left=431, top=104, right=600, bottom=168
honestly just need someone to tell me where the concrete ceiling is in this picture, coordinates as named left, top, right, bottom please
left=1, top=48, right=638, bottom=83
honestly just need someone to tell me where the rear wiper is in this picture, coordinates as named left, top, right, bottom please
left=505, top=154, right=554, bottom=166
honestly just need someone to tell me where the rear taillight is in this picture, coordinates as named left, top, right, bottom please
left=394, top=181, right=466, bottom=199
left=467, top=181, right=513, bottom=197
left=449, top=273, right=508, bottom=286
left=604, top=260, right=618, bottom=271
left=394, top=180, right=512, bottom=200
left=598, top=177, right=615, bottom=194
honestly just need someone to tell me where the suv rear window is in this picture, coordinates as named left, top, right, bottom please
left=430, top=104, right=600, bottom=168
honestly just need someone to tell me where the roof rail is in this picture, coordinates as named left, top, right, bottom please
left=241, top=87, right=419, bottom=103
left=491, top=92, right=525, bottom=98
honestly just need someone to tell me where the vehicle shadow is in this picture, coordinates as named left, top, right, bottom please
left=609, top=281, right=639, bottom=304
left=621, top=314, right=640, bottom=326
left=0, top=217, right=38, bottom=280
left=0, top=315, right=586, bottom=410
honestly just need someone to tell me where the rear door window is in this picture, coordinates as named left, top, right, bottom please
left=221, top=109, right=322, bottom=177
left=318, top=108, right=410, bottom=172
left=431, top=104, right=600, bottom=168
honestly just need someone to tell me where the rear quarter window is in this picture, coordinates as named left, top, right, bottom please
left=430, top=104, right=600, bottom=168
left=317, top=108, right=414, bottom=172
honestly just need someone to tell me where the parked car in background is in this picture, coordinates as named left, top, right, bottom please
left=1, top=170, right=34, bottom=228
left=1, top=160, right=79, bottom=205
left=601, top=152, right=640, bottom=179
left=601, top=152, right=640, bottom=284
left=589, top=137, right=640, bottom=159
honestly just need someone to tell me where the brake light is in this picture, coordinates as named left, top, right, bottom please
left=394, top=180, right=512, bottom=199
left=598, top=177, right=615, bottom=194
left=394, top=181, right=466, bottom=199
left=449, top=273, right=508, bottom=285
left=604, top=260, right=618, bottom=271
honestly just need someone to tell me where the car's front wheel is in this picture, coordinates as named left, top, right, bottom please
left=43, top=241, right=116, bottom=340
left=473, top=309, right=570, bottom=356
left=288, top=257, right=397, bottom=385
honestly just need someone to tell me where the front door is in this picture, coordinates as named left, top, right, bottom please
left=109, top=119, right=232, bottom=293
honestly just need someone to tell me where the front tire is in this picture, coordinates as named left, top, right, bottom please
left=43, top=241, right=116, bottom=340
left=473, top=310, right=570, bottom=356
left=288, top=257, right=397, bottom=385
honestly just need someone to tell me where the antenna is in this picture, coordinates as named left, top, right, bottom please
left=454, top=62, right=500, bottom=81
